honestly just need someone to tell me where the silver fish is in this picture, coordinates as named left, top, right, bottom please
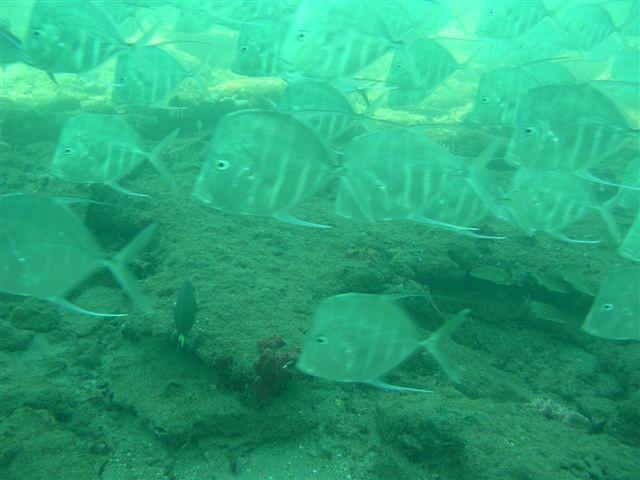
left=51, top=114, right=178, bottom=196
left=336, top=129, right=502, bottom=235
left=386, top=38, right=460, bottom=107
left=476, top=0, right=549, bottom=39
left=232, top=18, right=290, bottom=77
left=582, top=268, right=640, bottom=341
left=0, top=193, right=156, bottom=316
left=278, top=80, right=357, bottom=143
left=468, top=66, right=539, bottom=127
left=23, top=0, right=137, bottom=74
left=280, top=0, right=419, bottom=81
left=507, top=169, right=620, bottom=243
left=192, top=109, right=337, bottom=227
left=619, top=212, right=640, bottom=262
left=557, top=3, right=619, bottom=51
left=113, top=45, right=199, bottom=106
left=506, top=83, right=637, bottom=176
left=297, top=293, right=470, bottom=392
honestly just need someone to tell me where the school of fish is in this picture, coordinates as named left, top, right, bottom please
left=1, top=0, right=638, bottom=391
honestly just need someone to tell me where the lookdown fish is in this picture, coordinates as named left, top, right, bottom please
left=192, top=109, right=338, bottom=228
left=113, top=45, right=206, bottom=106
left=506, top=169, right=621, bottom=244
left=336, top=129, right=504, bottom=236
left=582, top=268, right=640, bottom=341
left=278, top=80, right=358, bottom=144
left=476, top=0, right=550, bottom=39
left=51, top=114, right=178, bottom=196
left=23, top=0, right=153, bottom=74
left=0, top=193, right=156, bottom=316
left=618, top=211, right=640, bottom=262
left=297, top=293, right=471, bottom=392
left=232, top=17, right=291, bottom=77
left=279, top=0, right=422, bottom=82
left=506, top=83, right=638, bottom=184
left=556, top=3, right=622, bottom=52
left=385, top=38, right=461, bottom=107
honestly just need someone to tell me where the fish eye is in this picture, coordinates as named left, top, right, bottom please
left=487, top=8, right=494, bottom=16
left=240, top=45, right=249, bottom=53
left=32, top=29, right=44, bottom=39
left=395, top=63, right=403, bottom=70
left=297, top=31, right=307, bottom=41
left=215, top=159, right=230, bottom=170
left=481, top=96, right=489, bottom=103
left=315, top=335, right=328, bottom=345
left=63, top=147, right=73, bottom=155
left=524, top=125, right=535, bottom=135
left=602, top=303, right=614, bottom=311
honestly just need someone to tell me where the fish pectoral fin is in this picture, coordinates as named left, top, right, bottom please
left=107, top=181, right=149, bottom=197
left=273, top=212, right=332, bottom=228
left=368, top=380, right=432, bottom=393
left=49, top=297, right=127, bottom=317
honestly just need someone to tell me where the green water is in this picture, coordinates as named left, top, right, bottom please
left=1, top=1, right=639, bottom=479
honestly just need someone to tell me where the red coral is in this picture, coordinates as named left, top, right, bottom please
left=252, top=336, right=298, bottom=400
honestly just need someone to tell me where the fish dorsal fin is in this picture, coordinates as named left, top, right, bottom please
left=106, top=181, right=149, bottom=197
left=368, top=379, right=432, bottom=393
left=49, top=296, right=126, bottom=317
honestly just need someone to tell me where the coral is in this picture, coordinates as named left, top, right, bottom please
left=252, top=336, right=299, bottom=400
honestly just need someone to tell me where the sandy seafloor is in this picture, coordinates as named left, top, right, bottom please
left=1, top=56, right=639, bottom=480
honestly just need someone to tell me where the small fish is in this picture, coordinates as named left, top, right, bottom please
left=0, top=193, right=156, bottom=316
left=278, top=80, right=357, bottom=143
left=1, top=26, right=25, bottom=65
left=507, top=84, right=636, bottom=176
left=533, top=272, right=570, bottom=294
left=528, top=300, right=566, bottom=324
left=468, top=66, right=540, bottom=127
left=582, top=268, right=640, bottom=340
left=51, top=114, right=178, bottom=196
left=280, top=0, right=419, bottom=81
left=335, top=128, right=451, bottom=224
left=385, top=38, right=460, bottom=107
left=23, top=0, right=148, bottom=74
left=559, top=264, right=595, bottom=296
left=297, top=293, right=470, bottom=392
left=476, top=0, right=549, bottom=39
left=232, top=17, right=290, bottom=77
left=557, top=3, right=619, bottom=51
left=175, top=281, right=197, bottom=349
left=470, top=266, right=513, bottom=286
left=336, top=131, right=503, bottom=235
left=507, top=169, right=620, bottom=244
left=192, top=109, right=337, bottom=227
left=113, top=46, right=202, bottom=106
left=619, top=212, right=640, bottom=262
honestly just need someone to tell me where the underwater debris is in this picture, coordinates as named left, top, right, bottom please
left=528, top=398, right=595, bottom=432
left=252, top=335, right=299, bottom=400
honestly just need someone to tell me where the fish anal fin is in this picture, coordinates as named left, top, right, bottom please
left=50, top=296, right=126, bottom=317
left=273, top=212, right=332, bottom=228
left=368, top=379, right=432, bottom=393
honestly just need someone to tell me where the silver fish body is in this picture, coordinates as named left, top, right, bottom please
left=0, top=193, right=155, bottom=315
left=24, top=0, right=129, bottom=74
left=113, top=46, right=193, bottom=106
left=297, top=293, right=470, bottom=391
left=51, top=114, right=177, bottom=196
left=582, top=268, right=640, bottom=341
left=192, top=109, right=337, bottom=227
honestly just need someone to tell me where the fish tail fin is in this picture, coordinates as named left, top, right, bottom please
left=107, top=224, right=157, bottom=314
left=148, top=129, right=179, bottom=188
left=422, top=309, right=471, bottom=384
